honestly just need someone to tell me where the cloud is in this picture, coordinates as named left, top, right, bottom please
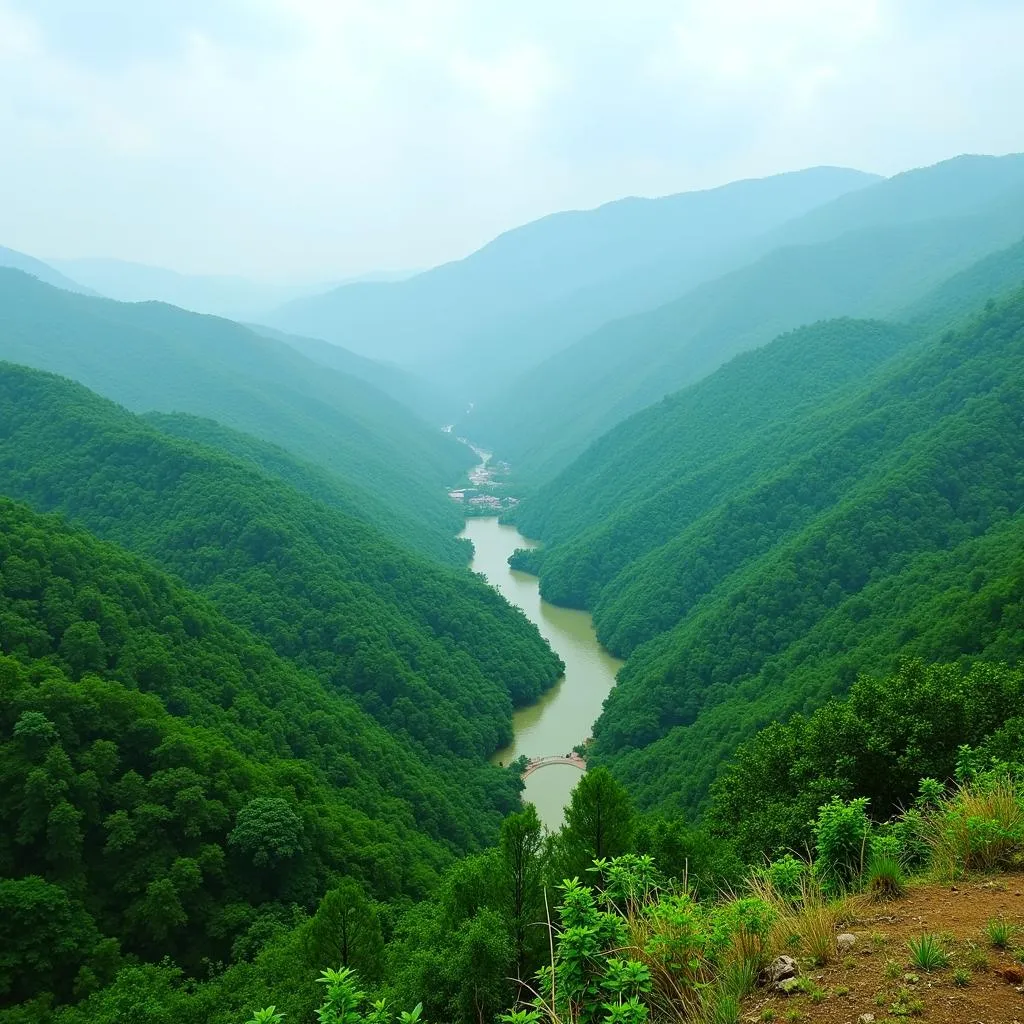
left=0, top=0, right=1022, bottom=278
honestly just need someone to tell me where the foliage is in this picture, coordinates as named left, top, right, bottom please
left=551, top=768, right=634, bottom=881
left=926, top=776, right=1024, bottom=878
left=508, top=287, right=1024, bottom=816
left=813, top=797, right=871, bottom=887
left=907, top=933, right=949, bottom=972
left=864, top=854, right=906, bottom=901
left=983, top=917, right=1014, bottom=950
left=0, top=269, right=472, bottom=563
left=709, top=660, right=1024, bottom=860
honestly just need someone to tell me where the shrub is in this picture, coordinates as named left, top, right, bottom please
left=760, top=854, right=808, bottom=901
left=907, top=933, right=949, bottom=972
left=927, top=778, right=1024, bottom=877
left=813, top=797, right=871, bottom=886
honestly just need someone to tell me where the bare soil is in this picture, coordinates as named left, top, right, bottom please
left=748, top=873, right=1024, bottom=1024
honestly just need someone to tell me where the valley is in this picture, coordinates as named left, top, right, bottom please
left=460, top=514, right=622, bottom=830
left=3, top=113, right=1024, bottom=1024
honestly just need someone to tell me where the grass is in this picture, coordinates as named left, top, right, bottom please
left=927, top=780, right=1024, bottom=877
left=907, top=933, right=950, bottom=972
left=984, top=915, right=1014, bottom=949
left=966, top=940, right=989, bottom=971
left=952, top=967, right=971, bottom=987
left=865, top=853, right=907, bottom=900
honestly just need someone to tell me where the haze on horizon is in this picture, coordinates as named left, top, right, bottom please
left=2, top=0, right=1023, bottom=281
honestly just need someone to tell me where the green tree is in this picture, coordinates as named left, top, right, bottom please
left=554, top=769, right=633, bottom=881
left=303, top=878, right=384, bottom=982
left=498, top=803, right=545, bottom=982
left=229, top=797, right=304, bottom=868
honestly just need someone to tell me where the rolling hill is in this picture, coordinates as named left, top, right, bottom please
left=0, top=244, right=94, bottom=295
left=521, top=287, right=1024, bottom=814
left=0, top=269, right=471, bottom=562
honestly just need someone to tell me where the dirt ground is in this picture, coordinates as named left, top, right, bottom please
left=747, top=873, right=1024, bottom=1024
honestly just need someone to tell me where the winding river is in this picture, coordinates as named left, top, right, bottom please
left=458, top=516, right=623, bottom=830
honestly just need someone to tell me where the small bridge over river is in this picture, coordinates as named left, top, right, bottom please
left=522, top=752, right=587, bottom=779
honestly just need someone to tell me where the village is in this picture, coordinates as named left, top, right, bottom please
left=447, top=439, right=520, bottom=515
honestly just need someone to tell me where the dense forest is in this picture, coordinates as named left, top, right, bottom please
left=0, top=497, right=530, bottom=1015
left=509, top=281, right=1024, bottom=816
left=0, top=270, right=469, bottom=563
left=0, top=364, right=563, bottom=764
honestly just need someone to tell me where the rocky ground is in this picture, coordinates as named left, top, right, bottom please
left=750, top=874, right=1024, bottom=1024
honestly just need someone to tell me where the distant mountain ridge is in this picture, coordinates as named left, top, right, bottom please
left=265, top=167, right=878, bottom=392
left=0, top=244, right=94, bottom=295
left=470, top=153, right=1024, bottom=482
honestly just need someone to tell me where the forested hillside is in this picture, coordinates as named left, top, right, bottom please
left=561, top=289, right=1024, bottom=812
left=0, top=365, right=562, bottom=763
left=267, top=167, right=874, bottom=392
left=0, top=270, right=469, bottom=563
left=474, top=155, right=1024, bottom=482
left=0, top=496, right=534, bottom=1015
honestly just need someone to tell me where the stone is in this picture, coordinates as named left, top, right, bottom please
left=764, top=954, right=798, bottom=985
left=836, top=931, right=857, bottom=951
left=857, top=1015, right=876, bottom=1024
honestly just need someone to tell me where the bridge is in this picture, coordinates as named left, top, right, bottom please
left=522, top=752, right=587, bottom=779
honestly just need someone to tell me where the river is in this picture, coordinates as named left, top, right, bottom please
left=458, top=516, right=623, bottom=830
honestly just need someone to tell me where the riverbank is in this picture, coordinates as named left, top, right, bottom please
left=459, top=516, right=622, bottom=830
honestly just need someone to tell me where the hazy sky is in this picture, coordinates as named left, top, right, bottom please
left=2, top=0, right=1023, bottom=279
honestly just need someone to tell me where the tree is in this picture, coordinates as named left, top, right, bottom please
left=498, top=803, right=545, bottom=981
left=555, top=769, right=633, bottom=881
left=229, top=797, right=304, bottom=868
left=303, top=878, right=384, bottom=982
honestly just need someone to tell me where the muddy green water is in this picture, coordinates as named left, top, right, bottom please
left=459, top=517, right=623, bottom=830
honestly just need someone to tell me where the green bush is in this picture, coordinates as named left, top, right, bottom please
left=813, top=797, right=871, bottom=886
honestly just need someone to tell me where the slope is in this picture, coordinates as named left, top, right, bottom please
left=249, top=323, right=457, bottom=425
left=474, top=155, right=1024, bottom=482
left=267, top=167, right=876, bottom=392
left=0, top=269, right=471, bottom=563
left=581, top=289, right=1024, bottom=813
left=0, top=363, right=563, bottom=766
left=0, top=496, right=526, bottom=1011
left=0, top=244, right=94, bottom=295
left=49, top=256, right=335, bottom=320
left=513, top=318, right=922, bottom=605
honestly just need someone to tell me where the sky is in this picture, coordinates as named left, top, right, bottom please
left=1, top=0, right=1023, bottom=280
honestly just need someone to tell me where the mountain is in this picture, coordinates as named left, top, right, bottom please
left=249, top=323, right=457, bottom=425
left=0, top=361, right=562, bottom=752
left=516, top=286, right=1024, bottom=814
left=0, top=269, right=471, bottom=562
left=471, top=154, right=1024, bottom=482
left=47, top=257, right=341, bottom=321
left=0, top=244, right=94, bottom=295
left=265, top=167, right=877, bottom=392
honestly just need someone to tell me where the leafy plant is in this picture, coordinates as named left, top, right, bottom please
left=813, top=797, right=871, bottom=885
left=907, top=934, right=949, bottom=972
left=984, top=916, right=1014, bottom=949
left=246, top=1010, right=285, bottom=1024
